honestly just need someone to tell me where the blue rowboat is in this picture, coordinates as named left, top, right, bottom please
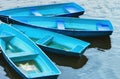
left=9, top=16, right=113, bottom=37
left=0, top=2, right=84, bottom=20
left=9, top=23, right=90, bottom=56
left=0, top=24, right=61, bottom=79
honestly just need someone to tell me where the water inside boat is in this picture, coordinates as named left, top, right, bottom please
left=15, top=60, right=42, bottom=74
left=29, top=37, right=40, bottom=42
left=45, top=41, right=71, bottom=51
left=0, top=35, right=55, bottom=77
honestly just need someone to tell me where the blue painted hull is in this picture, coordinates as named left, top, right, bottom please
left=0, top=24, right=61, bottom=79
left=0, top=2, right=84, bottom=20
left=9, top=23, right=90, bottom=56
left=9, top=16, right=113, bottom=37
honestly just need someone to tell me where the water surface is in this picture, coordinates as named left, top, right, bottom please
left=0, top=0, right=120, bottom=79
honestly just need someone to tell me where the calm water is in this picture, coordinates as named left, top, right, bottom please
left=0, top=36, right=112, bottom=79
left=0, top=0, right=120, bottom=79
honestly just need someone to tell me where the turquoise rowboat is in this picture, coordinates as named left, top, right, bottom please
left=9, top=16, right=113, bottom=37
left=0, top=24, right=61, bottom=79
left=0, top=2, right=84, bottom=22
left=9, top=23, right=90, bottom=56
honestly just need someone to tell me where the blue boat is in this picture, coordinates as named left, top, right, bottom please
left=9, top=16, right=113, bottom=37
left=0, top=2, right=84, bottom=22
left=8, top=23, right=90, bottom=56
left=0, top=24, right=61, bottom=79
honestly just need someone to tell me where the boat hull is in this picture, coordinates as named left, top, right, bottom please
left=10, top=24, right=90, bottom=56
left=0, top=24, right=61, bottom=79
left=9, top=16, right=113, bottom=37
left=1, top=52, right=59, bottom=79
left=0, top=2, right=84, bottom=22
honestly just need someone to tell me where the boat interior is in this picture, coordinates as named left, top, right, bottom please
left=0, top=31, right=59, bottom=78
left=11, top=16, right=112, bottom=31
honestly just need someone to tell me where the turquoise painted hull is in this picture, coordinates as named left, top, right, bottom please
left=0, top=24, right=61, bottom=79
left=9, top=23, right=90, bottom=56
left=9, top=16, right=113, bottom=37
left=0, top=2, right=84, bottom=22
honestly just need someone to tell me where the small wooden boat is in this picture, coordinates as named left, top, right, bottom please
left=0, top=24, right=61, bottom=79
left=0, top=2, right=84, bottom=20
left=9, top=23, right=90, bottom=56
left=9, top=16, right=113, bottom=37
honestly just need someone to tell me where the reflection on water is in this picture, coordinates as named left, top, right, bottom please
left=0, top=51, right=87, bottom=79
left=46, top=52, right=88, bottom=69
left=78, top=36, right=111, bottom=50
left=0, top=37, right=111, bottom=79
left=0, top=54, right=22, bottom=79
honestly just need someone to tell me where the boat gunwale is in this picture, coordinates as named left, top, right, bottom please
left=0, top=2, right=84, bottom=16
left=0, top=23, right=61, bottom=78
left=9, top=16, right=114, bottom=32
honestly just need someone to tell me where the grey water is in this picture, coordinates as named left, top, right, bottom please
left=0, top=36, right=112, bottom=79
